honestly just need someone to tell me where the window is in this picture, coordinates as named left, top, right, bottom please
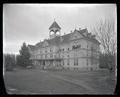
left=87, top=45, right=88, bottom=48
left=91, top=47, right=93, bottom=50
left=59, top=49, right=61, bottom=52
left=68, top=48, right=69, bottom=51
left=63, top=48, right=64, bottom=51
left=50, top=54, right=53, bottom=58
left=54, top=55, right=56, bottom=58
left=87, top=59, right=88, bottom=65
left=45, top=54, right=47, bottom=58
left=67, top=59, right=69, bottom=65
left=79, top=44, right=81, bottom=48
left=67, top=55, right=69, bottom=58
left=74, top=58, right=78, bottom=66
left=50, top=48, right=52, bottom=52
left=72, top=45, right=75, bottom=49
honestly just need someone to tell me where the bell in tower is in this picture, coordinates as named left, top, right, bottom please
left=49, top=19, right=61, bottom=39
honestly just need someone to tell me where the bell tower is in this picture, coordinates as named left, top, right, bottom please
left=49, top=19, right=61, bottom=39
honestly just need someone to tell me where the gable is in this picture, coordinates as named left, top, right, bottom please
left=70, top=30, right=83, bottom=40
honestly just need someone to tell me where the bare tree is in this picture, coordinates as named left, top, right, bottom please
left=92, top=18, right=117, bottom=77
left=92, top=18, right=117, bottom=55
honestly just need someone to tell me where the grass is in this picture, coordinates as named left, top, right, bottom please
left=4, top=69, right=116, bottom=94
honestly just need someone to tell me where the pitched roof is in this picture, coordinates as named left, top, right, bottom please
left=29, top=28, right=100, bottom=51
left=49, top=21, right=61, bottom=30
left=76, top=29, right=100, bottom=44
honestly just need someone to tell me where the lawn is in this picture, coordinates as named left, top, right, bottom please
left=4, top=69, right=117, bottom=94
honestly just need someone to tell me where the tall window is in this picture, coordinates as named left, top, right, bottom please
left=67, top=55, right=69, bottom=58
left=87, top=59, right=88, bottom=65
left=74, top=58, right=78, bottom=66
left=67, top=59, right=69, bottom=65
left=63, top=60, right=64, bottom=65
left=50, top=48, right=52, bottom=52
left=54, top=55, right=56, bottom=58
left=45, top=54, right=47, bottom=58
left=50, top=54, right=53, bottom=58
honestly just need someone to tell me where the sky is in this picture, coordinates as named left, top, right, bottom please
left=3, top=4, right=117, bottom=54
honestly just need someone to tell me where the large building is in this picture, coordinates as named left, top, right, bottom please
left=28, top=20, right=100, bottom=70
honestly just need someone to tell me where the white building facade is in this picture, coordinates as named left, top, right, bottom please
left=28, top=21, right=100, bottom=70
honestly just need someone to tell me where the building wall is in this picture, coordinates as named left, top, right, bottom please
left=30, top=34, right=100, bottom=70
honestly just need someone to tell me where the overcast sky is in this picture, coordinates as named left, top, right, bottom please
left=3, top=4, right=116, bottom=54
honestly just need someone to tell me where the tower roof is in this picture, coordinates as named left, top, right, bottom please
left=49, top=21, right=61, bottom=30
